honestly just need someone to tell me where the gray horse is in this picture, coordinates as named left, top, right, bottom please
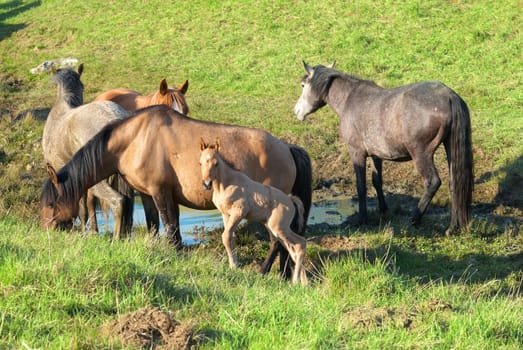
left=42, top=64, right=133, bottom=237
left=294, top=62, right=473, bottom=235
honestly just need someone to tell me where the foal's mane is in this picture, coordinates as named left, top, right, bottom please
left=51, top=68, right=84, bottom=108
left=308, top=65, right=367, bottom=99
left=41, top=119, right=123, bottom=207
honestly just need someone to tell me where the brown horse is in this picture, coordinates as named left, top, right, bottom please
left=94, top=78, right=190, bottom=231
left=94, top=78, right=189, bottom=114
left=294, top=62, right=473, bottom=235
left=42, top=64, right=133, bottom=237
left=41, top=105, right=312, bottom=277
left=200, top=139, right=308, bottom=285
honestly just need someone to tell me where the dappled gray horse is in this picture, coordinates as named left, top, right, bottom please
left=294, top=62, right=473, bottom=235
left=42, top=64, right=133, bottom=237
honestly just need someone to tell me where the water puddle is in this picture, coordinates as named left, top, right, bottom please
left=96, top=197, right=361, bottom=244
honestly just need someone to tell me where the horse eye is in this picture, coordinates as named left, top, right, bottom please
left=301, top=82, right=305, bottom=88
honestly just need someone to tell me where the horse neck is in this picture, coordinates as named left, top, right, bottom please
left=212, top=156, right=236, bottom=193
left=60, top=132, right=119, bottom=203
left=56, top=83, right=83, bottom=109
left=324, top=77, right=358, bottom=117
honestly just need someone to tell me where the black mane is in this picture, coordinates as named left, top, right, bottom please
left=41, top=119, right=122, bottom=208
left=307, top=65, right=364, bottom=99
left=51, top=68, right=84, bottom=108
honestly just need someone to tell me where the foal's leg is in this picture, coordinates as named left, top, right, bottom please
left=268, top=226, right=307, bottom=285
left=351, top=151, right=368, bottom=224
left=221, top=212, right=241, bottom=269
left=411, top=154, right=441, bottom=225
left=371, top=156, right=388, bottom=215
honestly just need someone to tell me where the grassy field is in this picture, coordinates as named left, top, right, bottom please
left=1, top=0, right=522, bottom=348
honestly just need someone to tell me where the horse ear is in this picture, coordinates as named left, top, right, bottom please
left=46, top=163, right=59, bottom=187
left=177, top=80, right=189, bottom=95
left=159, top=79, right=168, bottom=95
left=328, top=61, right=336, bottom=69
left=199, top=137, right=207, bottom=151
left=51, top=66, right=58, bottom=75
left=77, top=63, right=84, bottom=77
left=303, top=61, right=313, bottom=75
left=215, top=138, right=221, bottom=152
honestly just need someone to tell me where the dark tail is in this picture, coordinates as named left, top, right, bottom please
left=449, top=93, right=474, bottom=231
left=289, top=144, right=313, bottom=234
left=259, top=144, right=312, bottom=278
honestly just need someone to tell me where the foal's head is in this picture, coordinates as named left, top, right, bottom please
left=199, top=138, right=221, bottom=191
left=40, top=164, right=78, bottom=231
left=294, top=61, right=336, bottom=121
left=150, top=78, right=189, bottom=115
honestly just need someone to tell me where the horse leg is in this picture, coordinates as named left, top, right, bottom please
left=140, top=193, right=160, bottom=234
left=371, top=156, right=388, bottom=215
left=90, top=181, right=125, bottom=240
left=221, top=212, right=241, bottom=269
left=351, top=153, right=368, bottom=225
left=86, top=189, right=99, bottom=232
left=78, top=194, right=89, bottom=233
left=411, top=154, right=441, bottom=225
left=151, top=192, right=182, bottom=249
left=268, top=225, right=307, bottom=285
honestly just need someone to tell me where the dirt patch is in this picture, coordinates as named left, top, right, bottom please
left=344, top=298, right=453, bottom=331
left=102, top=307, right=196, bottom=349
left=308, top=235, right=368, bottom=251
left=344, top=305, right=416, bottom=330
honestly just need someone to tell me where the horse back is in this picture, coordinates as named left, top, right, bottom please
left=341, top=80, right=454, bottom=160
left=94, top=88, right=143, bottom=112
left=109, top=106, right=297, bottom=209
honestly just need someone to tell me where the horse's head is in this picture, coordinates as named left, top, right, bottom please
left=40, top=164, right=78, bottom=230
left=151, top=78, right=189, bottom=115
left=50, top=63, right=85, bottom=108
left=199, top=138, right=220, bottom=191
left=294, top=61, right=336, bottom=121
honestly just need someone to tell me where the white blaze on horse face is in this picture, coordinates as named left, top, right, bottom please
left=294, top=82, right=315, bottom=121
left=172, top=99, right=182, bottom=113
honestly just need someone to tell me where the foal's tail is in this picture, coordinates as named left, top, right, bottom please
left=290, top=195, right=305, bottom=234
left=289, top=144, right=313, bottom=234
left=448, top=93, right=474, bottom=231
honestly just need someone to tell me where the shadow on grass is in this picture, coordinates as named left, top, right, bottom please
left=0, top=1, right=41, bottom=41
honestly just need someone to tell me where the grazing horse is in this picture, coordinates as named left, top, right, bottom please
left=94, top=79, right=189, bottom=114
left=40, top=105, right=312, bottom=277
left=294, top=62, right=473, bottom=235
left=199, top=139, right=308, bottom=285
left=41, top=64, right=133, bottom=238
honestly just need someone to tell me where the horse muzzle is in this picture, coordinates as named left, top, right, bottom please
left=202, top=180, right=212, bottom=191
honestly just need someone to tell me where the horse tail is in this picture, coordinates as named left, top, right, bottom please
left=449, top=92, right=474, bottom=231
left=289, top=144, right=313, bottom=234
left=289, top=195, right=305, bottom=234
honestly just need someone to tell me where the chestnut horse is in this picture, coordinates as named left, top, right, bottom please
left=294, top=62, right=473, bottom=235
left=94, top=78, right=189, bottom=114
left=200, top=139, right=308, bottom=285
left=41, top=64, right=133, bottom=237
left=41, top=105, right=312, bottom=277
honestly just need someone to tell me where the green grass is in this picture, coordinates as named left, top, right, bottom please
left=1, top=0, right=522, bottom=348
left=0, top=218, right=521, bottom=349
